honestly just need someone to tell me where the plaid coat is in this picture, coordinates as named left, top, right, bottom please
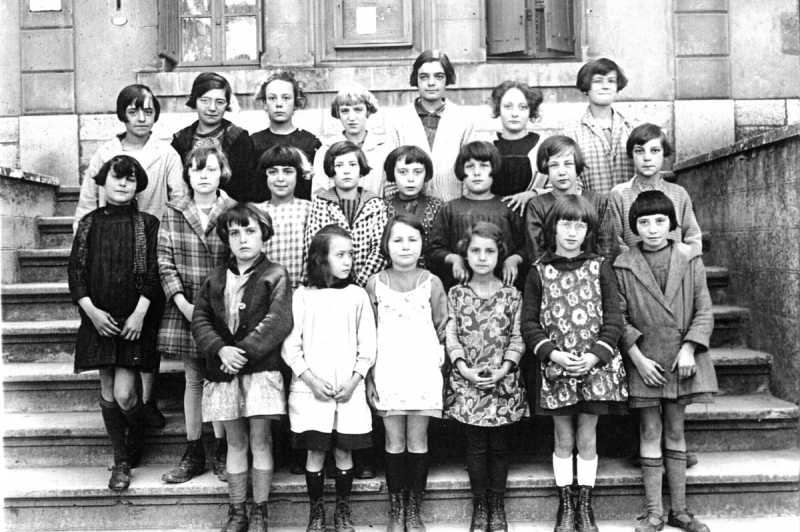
left=304, top=188, right=388, bottom=287
left=157, top=194, right=236, bottom=357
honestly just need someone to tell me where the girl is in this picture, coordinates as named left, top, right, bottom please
left=192, top=203, right=293, bottom=532
left=525, top=135, right=620, bottom=263
left=563, top=58, right=636, bottom=195
left=426, top=141, right=527, bottom=291
left=172, top=72, right=259, bottom=203
left=365, top=214, right=449, bottom=532
left=68, top=155, right=162, bottom=491
left=388, top=50, right=476, bottom=202
left=610, top=123, right=702, bottom=255
left=521, top=195, right=627, bottom=532
left=252, top=71, right=322, bottom=201
left=444, top=222, right=527, bottom=532
left=312, top=83, right=395, bottom=198
left=282, top=225, right=377, bottom=532
left=614, top=191, right=716, bottom=532
left=489, top=80, right=547, bottom=214
left=383, top=145, right=444, bottom=268
left=158, top=146, right=236, bottom=485
left=305, top=141, right=389, bottom=287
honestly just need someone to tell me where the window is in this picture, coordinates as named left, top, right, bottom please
left=486, top=0, right=576, bottom=58
left=158, top=0, right=262, bottom=67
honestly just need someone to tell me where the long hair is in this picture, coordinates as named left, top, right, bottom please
left=306, top=225, right=355, bottom=288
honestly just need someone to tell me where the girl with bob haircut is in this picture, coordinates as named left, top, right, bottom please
left=69, top=155, right=163, bottom=492
left=159, top=145, right=236, bottom=486
left=252, top=71, right=321, bottom=201
left=313, top=83, right=394, bottom=198
left=444, top=220, right=527, bottom=532
left=172, top=72, right=259, bottom=203
left=613, top=190, right=716, bottom=532
left=365, top=213, right=449, bottom=532
left=282, top=224, right=377, bottom=532
left=522, top=194, right=627, bottom=532
left=192, top=202, right=293, bottom=532
left=489, top=80, right=548, bottom=213
left=563, top=57, right=636, bottom=195
left=389, top=50, right=476, bottom=202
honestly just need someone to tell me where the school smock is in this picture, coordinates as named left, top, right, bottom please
left=73, top=134, right=186, bottom=232
left=281, top=283, right=377, bottom=436
left=311, top=129, right=396, bottom=198
left=254, top=198, right=312, bottom=289
left=388, top=100, right=477, bottom=202
left=492, top=132, right=545, bottom=197
left=614, top=241, right=718, bottom=400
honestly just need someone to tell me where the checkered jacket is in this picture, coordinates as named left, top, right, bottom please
left=563, top=107, right=637, bottom=195
left=257, top=198, right=312, bottom=289
left=304, top=189, right=388, bottom=287
left=157, top=194, right=236, bottom=357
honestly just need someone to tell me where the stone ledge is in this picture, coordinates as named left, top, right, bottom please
left=0, top=166, right=60, bottom=187
left=674, top=122, right=800, bottom=172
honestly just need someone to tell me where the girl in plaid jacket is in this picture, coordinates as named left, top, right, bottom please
left=305, top=141, right=389, bottom=287
left=157, top=146, right=236, bottom=485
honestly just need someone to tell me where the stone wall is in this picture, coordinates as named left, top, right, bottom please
left=674, top=124, right=800, bottom=404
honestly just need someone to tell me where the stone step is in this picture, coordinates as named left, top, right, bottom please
left=710, top=346, right=772, bottom=395
left=709, top=305, right=750, bottom=347
left=705, top=265, right=729, bottom=304
left=1, top=282, right=77, bottom=322
left=4, top=450, right=798, bottom=531
left=17, top=248, right=69, bottom=283
left=37, top=216, right=74, bottom=248
left=5, top=394, right=797, bottom=468
left=55, top=186, right=80, bottom=217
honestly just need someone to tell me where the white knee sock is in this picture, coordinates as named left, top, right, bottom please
left=552, top=453, right=574, bottom=487
left=577, top=455, right=598, bottom=487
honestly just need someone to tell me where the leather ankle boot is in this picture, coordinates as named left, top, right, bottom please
left=576, top=485, right=599, bottom=532
left=221, top=502, right=248, bottom=532
left=407, top=491, right=426, bottom=532
left=470, top=495, right=489, bottom=532
left=488, top=491, right=508, bottom=532
left=554, top=486, right=576, bottom=532
left=213, top=438, right=228, bottom=482
left=249, top=501, right=268, bottom=532
left=334, top=496, right=355, bottom=532
left=386, top=492, right=405, bottom=532
left=162, top=439, right=206, bottom=483
left=108, top=461, right=132, bottom=491
left=306, top=499, right=325, bottom=532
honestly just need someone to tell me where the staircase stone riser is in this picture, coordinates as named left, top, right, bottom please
left=3, top=301, right=78, bottom=322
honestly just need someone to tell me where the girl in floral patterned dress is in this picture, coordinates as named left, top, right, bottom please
left=444, top=221, right=527, bottom=532
left=520, top=195, right=627, bottom=532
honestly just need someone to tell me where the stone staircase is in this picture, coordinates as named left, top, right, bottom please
left=2, top=187, right=799, bottom=531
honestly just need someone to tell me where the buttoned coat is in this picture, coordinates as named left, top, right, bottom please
left=157, top=193, right=235, bottom=358
left=613, top=241, right=718, bottom=399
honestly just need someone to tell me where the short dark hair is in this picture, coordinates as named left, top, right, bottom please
left=456, top=221, right=507, bottom=277
left=116, top=84, right=161, bottom=123
left=629, top=190, right=678, bottom=236
left=626, top=123, right=674, bottom=159
left=576, top=58, right=629, bottom=93
left=410, top=50, right=456, bottom=87
left=544, top=195, right=599, bottom=247
left=380, top=212, right=425, bottom=260
left=256, top=145, right=309, bottom=179
left=306, top=224, right=355, bottom=288
left=94, top=155, right=148, bottom=193
left=254, top=71, right=308, bottom=109
left=488, top=80, right=543, bottom=120
left=383, top=145, right=433, bottom=183
left=183, top=145, right=233, bottom=191
left=186, top=72, right=232, bottom=111
left=536, top=135, right=586, bottom=176
left=323, top=141, right=372, bottom=178
left=454, top=141, right=502, bottom=181
left=216, top=203, right=274, bottom=245
left=329, top=83, right=379, bottom=118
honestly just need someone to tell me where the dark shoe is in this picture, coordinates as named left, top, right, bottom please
left=221, top=502, right=248, bottom=532
left=470, top=495, right=489, bottom=532
left=635, top=512, right=665, bottom=532
left=407, top=490, right=426, bottom=532
left=355, top=462, right=376, bottom=479
left=386, top=492, right=406, bottom=532
left=686, top=453, right=698, bottom=469
left=162, top=440, right=206, bottom=483
left=249, top=501, right=268, bottom=532
left=307, top=499, right=326, bottom=532
left=334, top=496, right=355, bottom=532
left=108, top=461, right=132, bottom=491
left=575, top=486, right=598, bottom=532
left=143, top=401, right=166, bottom=428
left=213, top=438, right=229, bottom=482
left=554, top=486, right=576, bottom=532
left=488, top=492, right=508, bottom=532
left=667, top=509, right=710, bottom=532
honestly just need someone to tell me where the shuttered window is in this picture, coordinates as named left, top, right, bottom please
left=486, top=0, right=576, bottom=58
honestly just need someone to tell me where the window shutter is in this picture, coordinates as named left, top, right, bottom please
left=158, top=0, right=180, bottom=65
left=544, top=0, right=574, bottom=53
left=486, top=0, right=525, bottom=55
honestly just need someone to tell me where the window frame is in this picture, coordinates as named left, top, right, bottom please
left=485, top=0, right=580, bottom=60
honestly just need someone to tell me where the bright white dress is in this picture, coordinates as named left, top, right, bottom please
left=373, top=271, right=444, bottom=414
